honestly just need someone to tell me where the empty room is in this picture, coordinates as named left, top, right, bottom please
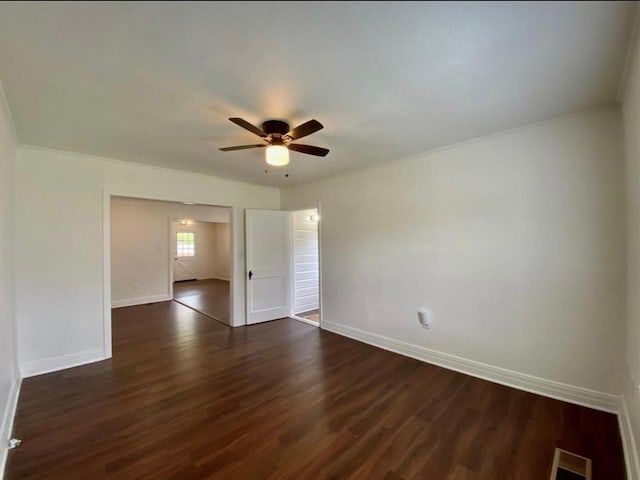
left=1, top=2, right=640, bottom=479
left=110, top=196, right=232, bottom=323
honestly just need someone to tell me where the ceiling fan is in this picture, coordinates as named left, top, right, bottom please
left=219, top=117, right=329, bottom=167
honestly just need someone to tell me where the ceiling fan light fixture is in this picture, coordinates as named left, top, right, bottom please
left=265, top=145, right=289, bottom=166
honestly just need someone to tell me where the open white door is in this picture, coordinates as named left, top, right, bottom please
left=246, top=209, right=291, bottom=324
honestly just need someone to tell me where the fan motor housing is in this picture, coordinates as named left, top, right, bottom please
left=262, top=120, right=290, bottom=136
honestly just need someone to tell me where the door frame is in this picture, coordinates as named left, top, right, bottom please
left=103, top=191, right=235, bottom=358
left=288, top=204, right=323, bottom=328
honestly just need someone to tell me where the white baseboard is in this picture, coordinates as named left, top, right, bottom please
left=20, top=348, right=106, bottom=378
left=619, top=395, right=640, bottom=480
left=1, top=377, right=22, bottom=479
left=111, top=294, right=172, bottom=308
left=322, top=321, right=619, bottom=413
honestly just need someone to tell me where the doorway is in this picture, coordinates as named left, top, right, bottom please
left=290, top=208, right=321, bottom=326
left=243, top=208, right=322, bottom=327
left=107, top=195, right=234, bottom=356
left=171, top=219, right=231, bottom=323
left=174, top=229, right=196, bottom=281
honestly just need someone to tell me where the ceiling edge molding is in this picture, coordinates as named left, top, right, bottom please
left=17, top=144, right=279, bottom=191
left=281, top=103, right=621, bottom=191
left=19, top=103, right=620, bottom=193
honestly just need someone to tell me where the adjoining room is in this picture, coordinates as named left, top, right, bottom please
left=110, top=196, right=232, bottom=324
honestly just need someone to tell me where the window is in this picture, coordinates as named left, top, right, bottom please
left=176, top=232, right=195, bottom=257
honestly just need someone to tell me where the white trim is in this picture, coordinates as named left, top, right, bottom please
left=102, top=191, right=112, bottom=359
left=168, top=217, right=175, bottom=299
left=290, top=315, right=320, bottom=328
left=322, top=321, right=619, bottom=413
left=317, top=202, right=323, bottom=329
left=619, top=395, right=640, bottom=480
left=0, top=378, right=21, bottom=480
left=228, top=209, right=236, bottom=326
left=20, top=348, right=106, bottom=378
left=111, top=294, right=172, bottom=308
left=288, top=212, right=295, bottom=320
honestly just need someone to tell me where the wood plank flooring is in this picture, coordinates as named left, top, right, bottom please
left=6, top=301, right=625, bottom=479
left=173, top=278, right=229, bottom=323
left=298, top=308, right=320, bottom=323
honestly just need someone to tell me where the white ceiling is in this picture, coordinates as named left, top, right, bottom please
left=0, top=2, right=636, bottom=186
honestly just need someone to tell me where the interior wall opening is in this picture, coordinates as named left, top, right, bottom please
left=108, top=195, right=233, bottom=354
left=290, top=208, right=321, bottom=326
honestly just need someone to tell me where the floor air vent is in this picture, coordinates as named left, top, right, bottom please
left=550, top=448, right=592, bottom=480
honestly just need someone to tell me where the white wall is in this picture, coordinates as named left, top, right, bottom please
left=622, top=19, right=640, bottom=474
left=282, top=108, right=626, bottom=395
left=292, top=209, right=319, bottom=314
left=110, top=196, right=230, bottom=306
left=0, top=82, right=19, bottom=475
left=214, top=223, right=231, bottom=281
left=15, top=146, right=279, bottom=374
left=192, top=222, right=219, bottom=281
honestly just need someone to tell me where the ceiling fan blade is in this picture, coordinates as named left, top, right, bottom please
left=287, top=119, right=324, bottom=140
left=288, top=144, right=330, bottom=157
left=229, top=118, right=266, bottom=137
left=219, top=144, right=266, bottom=152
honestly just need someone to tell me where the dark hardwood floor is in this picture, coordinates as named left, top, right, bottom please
left=6, top=301, right=625, bottom=479
left=173, top=278, right=229, bottom=323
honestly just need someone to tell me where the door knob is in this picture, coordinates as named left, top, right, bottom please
left=248, top=270, right=253, bottom=280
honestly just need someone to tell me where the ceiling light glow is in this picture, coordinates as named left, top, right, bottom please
left=266, top=145, right=289, bottom=166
